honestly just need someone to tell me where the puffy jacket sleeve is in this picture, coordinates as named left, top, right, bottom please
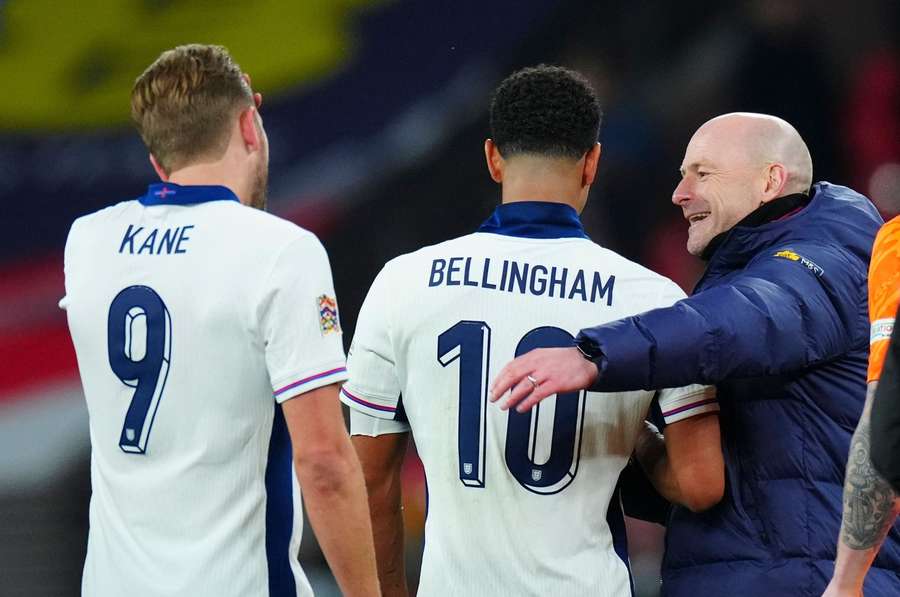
left=577, top=245, right=865, bottom=391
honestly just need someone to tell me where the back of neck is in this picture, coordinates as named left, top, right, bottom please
left=166, top=163, right=246, bottom=203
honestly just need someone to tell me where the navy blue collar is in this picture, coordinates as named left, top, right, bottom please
left=477, top=201, right=588, bottom=239
left=139, top=182, right=240, bottom=206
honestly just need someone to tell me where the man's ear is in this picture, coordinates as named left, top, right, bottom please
left=239, top=107, right=262, bottom=152
left=241, top=73, right=263, bottom=108
left=582, top=143, right=602, bottom=187
left=149, top=154, right=168, bottom=181
left=762, top=163, right=788, bottom=202
left=484, top=139, right=504, bottom=183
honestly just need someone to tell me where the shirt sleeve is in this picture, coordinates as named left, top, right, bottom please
left=656, top=384, right=718, bottom=424
left=340, top=266, right=404, bottom=419
left=349, top=408, right=411, bottom=436
left=655, top=278, right=689, bottom=310
left=867, top=218, right=900, bottom=383
left=59, top=217, right=84, bottom=312
left=258, top=233, right=348, bottom=403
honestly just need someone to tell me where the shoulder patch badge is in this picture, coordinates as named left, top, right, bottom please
left=871, top=318, right=895, bottom=344
left=317, top=294, right=341, bottom=335
left=774, top=249, right=824, bottom=277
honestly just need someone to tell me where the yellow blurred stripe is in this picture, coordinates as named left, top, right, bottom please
left=0, top=0, right=386, bottom=130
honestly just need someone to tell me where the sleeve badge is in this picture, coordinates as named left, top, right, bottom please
left=317, top=294, right=341, bottom=335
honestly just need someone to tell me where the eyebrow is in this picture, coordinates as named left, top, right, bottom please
left=679, top=161, right=709, bottom=177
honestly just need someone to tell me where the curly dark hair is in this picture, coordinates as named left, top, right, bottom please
left=490, top=65, right=601, bottom=159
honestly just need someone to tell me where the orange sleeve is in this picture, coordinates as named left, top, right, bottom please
left=868, top=216, right=900, bottom=383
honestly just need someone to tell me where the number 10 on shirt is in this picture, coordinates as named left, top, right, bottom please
left=438, top=322, right=586, bottom=495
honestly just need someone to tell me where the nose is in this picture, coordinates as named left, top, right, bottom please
left=672, top=177, right=692, bottom=206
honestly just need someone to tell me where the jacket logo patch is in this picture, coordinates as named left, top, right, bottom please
left=317, top=294, right=341, bottom=335
left=774, top=249, right=800, bottom=261
left=774, top=249, right=824, bottom=277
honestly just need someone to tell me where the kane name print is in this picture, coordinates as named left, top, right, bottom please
left=428, top=257, right=615, bottom=305
left=119, top=224, right=194, bottom=255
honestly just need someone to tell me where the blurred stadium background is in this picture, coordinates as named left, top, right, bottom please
left=1, top=0, right=898, bottom=595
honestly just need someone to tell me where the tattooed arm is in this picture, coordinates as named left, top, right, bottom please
left=824, top=382, right=900, bottom=597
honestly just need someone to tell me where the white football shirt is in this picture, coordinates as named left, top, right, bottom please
left=60, top=183, right=348, bottom=597
left=343, top=202, right=716, bottom=597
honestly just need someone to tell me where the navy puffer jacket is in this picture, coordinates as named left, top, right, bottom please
left=578, top=183, right=900, bottom=596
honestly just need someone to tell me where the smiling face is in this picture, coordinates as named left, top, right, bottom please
left=672, top=121, right=771, bottom=256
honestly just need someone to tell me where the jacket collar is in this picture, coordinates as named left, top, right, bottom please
left=696, top=182, right=882, bottom=291
left=476, top=201, right=588, bottom=239
left=701, top=192, right=811, bottom=260
left=139, top=182, right=240, bottom=206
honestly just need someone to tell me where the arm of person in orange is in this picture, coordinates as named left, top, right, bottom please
left=871, top=309, right=900, bottom=491
left=826, top=216, right=900, bottom=597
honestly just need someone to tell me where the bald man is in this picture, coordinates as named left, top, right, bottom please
left=491, top=113, right=900, bottom=596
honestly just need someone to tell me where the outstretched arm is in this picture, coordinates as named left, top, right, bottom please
left=492, top=248, right=857, bottom=411
left=825, top=382, right=900, bottom=597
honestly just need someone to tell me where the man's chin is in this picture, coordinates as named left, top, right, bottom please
left=686, top=236, right=708, bottom=257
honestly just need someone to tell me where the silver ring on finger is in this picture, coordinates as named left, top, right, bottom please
left=526, top=374, right=539, bottom=389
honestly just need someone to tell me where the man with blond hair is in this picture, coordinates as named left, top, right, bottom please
left=60, top=44, right=378, bottom=597
left=492, top=113, right=900, bottom=595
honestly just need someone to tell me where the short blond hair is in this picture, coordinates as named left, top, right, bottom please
left=131, top=44, right=253, bottom=173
